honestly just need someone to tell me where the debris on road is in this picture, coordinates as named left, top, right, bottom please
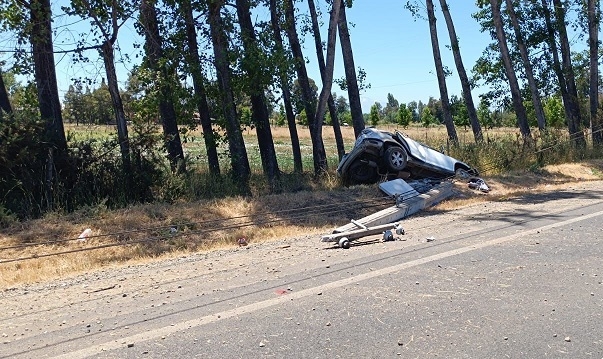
left=322, top=179, right=454, bottom=248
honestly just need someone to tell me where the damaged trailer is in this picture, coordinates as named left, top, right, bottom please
left=322, top=179, right=454, bottom=248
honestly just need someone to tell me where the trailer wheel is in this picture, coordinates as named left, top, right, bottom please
left=383, top=230, right=394, bottom=242
left=339, top=237, right=350, bottom=249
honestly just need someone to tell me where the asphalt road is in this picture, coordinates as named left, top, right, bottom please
left=2, top=182, right=603, bottom=358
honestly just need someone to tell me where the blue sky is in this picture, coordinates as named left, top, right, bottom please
left=326, top=1, right=493, bottom=110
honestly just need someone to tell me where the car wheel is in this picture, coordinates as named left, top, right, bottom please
left=455, top=167, right=471, bottom=179
left=348, top=159, right=378, bottom=184
left=384, top=146, right=407, bottom=172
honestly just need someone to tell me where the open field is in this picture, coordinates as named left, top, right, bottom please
left=64, top=123, right=526, bottom=174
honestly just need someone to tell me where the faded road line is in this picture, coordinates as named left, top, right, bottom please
left=53, top=208, right=603, bottom=358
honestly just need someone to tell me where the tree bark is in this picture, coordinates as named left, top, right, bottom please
left=270, top=0, right=303, bottom=173
left=312, top=0, right=340, bottom=173
left=541, top=0, right=573, bottom=135
left=235, top=0, right=280, bottom=191
left=207, top=0, right=250, bottom=192
left=307, top=0, right=344, bottom=160
left=552, top=0, right=585, bottom=147
left=140, top=0, right=186, bottom=173
left=588, top=0, right=602, bottom=145
left=101, top=41, right=131, bottom=180
left=269, top=0, right=302, bottom=173
left=30, top=0, right=68, bottom=210
left=338, top=3, right=365, bottom=138
left=181, top=0, right=221, bottom=175
left=426, top=0, right=458, bottom=146
left=490, top=0, right=531, bottom=139
left=439, top=0, right=483, bottom=143
left=284, top=0, right=327, bottom=176
left=505, top=0, right=546, bottom=132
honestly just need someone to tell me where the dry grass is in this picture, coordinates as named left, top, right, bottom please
left=3, top=124, right=601, bottom=289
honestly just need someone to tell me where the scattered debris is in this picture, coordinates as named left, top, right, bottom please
left=85, top=285, right=116, bottom=294
left=237, top=237, right=248, bottom=246
left=468, top=177, right=490, bottom=193
left=77, top=228, right=92, bottom=241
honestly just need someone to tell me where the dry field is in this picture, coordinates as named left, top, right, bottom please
left=1, top=124, right=601, bottom=289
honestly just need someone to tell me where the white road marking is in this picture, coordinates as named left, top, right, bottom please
left=52, top=209, right=603, bottom=358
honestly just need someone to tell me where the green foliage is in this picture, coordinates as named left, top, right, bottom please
left=63, top=81, right=113, bottom=125
left=397, top=103, right=412, bottom=127
left=0, top=204, right=17, bottom=229
left=297, top=109, right=308, bottom=126
left=275, top=105, right=286, bottom=126
left=0, top=110, right=167, bottom=220
left=543, top=95, right=566, bottom=128
left=369, top=103, right=380, bottom=126
left=0, top=113, right=47, bottom=219
left=477, top=100, right=494, bottom=128
left=292, top=78, right=318, bottom=115
left=421, top=106, right=435, bottom=127
left=450, top=95, right=469, bottom=128
left=383, top=93, right=399, bottom=123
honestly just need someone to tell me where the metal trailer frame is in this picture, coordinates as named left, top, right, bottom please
left=321, top=181, right=454, bottom=248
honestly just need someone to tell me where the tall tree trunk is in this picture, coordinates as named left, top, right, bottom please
left=439, top=0, right=483, bottom=143
left=426, top=0, right=458, bottom=146
left=140, top=0, right=186, bottom=173
left=541, top=0, right=574, bottom=137
left=0, top=69, right=12, bottom=115
left=181, top=0, right=220, bottom=175
left=490, top=0, right=531, bottom=139
left=338, top=4, right=365, bottom=138
left=552, top=0, right=585, bottom=147
left=313, top=0, right=340, bottom=129
left=235, top=0, right=280, bottom=191
left=284, top=0, right=327, bottom=176
left=30, top=0, right=68, bottom=210
left=101, top=42, right=131, bottom=180
left=269, top=0, right=303, bottom=173
left=207, top=0, right=250, bottom=192
left=307, top=0, right=344, bottom=160
left=505, top=0, right=546, bottom=132
left=588, top=0, right=602, bottom=146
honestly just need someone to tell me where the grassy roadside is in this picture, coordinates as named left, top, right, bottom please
left=2, top=123, right=602, bottom=288
left=1, top=160, right=602, bottom=289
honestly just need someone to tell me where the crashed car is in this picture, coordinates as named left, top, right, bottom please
left=337, top=127, right=477, bottom=185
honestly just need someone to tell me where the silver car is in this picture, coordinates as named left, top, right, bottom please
left=337, top=128, right=477, bottom=185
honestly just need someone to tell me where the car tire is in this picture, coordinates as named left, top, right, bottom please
left=384, top=146, right=407, bottom=172
left=348, top=159, right=378, bottom=184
